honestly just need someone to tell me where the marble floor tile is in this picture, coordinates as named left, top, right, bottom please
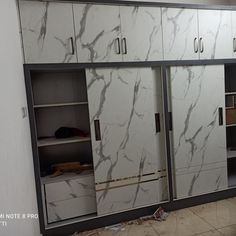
left=189, top=200, right=236, bottom=229
left=194, top=229, right=223, bottom=236
left=218, top=224, right=236, bottom=236
left=151, top=209, right=213, bottom=236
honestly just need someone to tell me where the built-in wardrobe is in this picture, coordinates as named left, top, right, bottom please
left=18, top=0, right=236, bottom=235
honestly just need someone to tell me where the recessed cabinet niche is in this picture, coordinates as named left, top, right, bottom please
left=30, top=70, right=97, bottom=223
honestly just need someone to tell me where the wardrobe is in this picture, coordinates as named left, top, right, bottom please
left=19, top=1, right=236, bottom=235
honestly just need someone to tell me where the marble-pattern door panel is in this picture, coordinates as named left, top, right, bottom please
left=44, top=173, right=95, bottom=203
left=86, top=68, right=166, bottom=184
left=162, top=8, right=199, bottom=60
left=120, top=6, right=163, bottom=61
left=47, top=195, right=96, bottom=223
left=170, top=65, right=227, bottom=170
left=96, top=178, right=168, bottom=216
left=19, top=1, right=77, bottom=63
left=198, top=10, right=233, bottom=59
left=175, top=162, right=228, bottom=199
left=73, top=4, right=122, bottom=63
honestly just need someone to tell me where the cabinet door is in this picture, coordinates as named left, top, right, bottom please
left=86, top=68, right=166, bottom=184
left=170, top=65, right=227, bottom=199
left=73, top=4, right=122, bottom=63
left=198, top=10, right=232, bottom=59
left=19, top=1, right=77, bottom=63
left=120, top=6, right=163, bottom=61
left=162, top=8, right=199, bottom=60
left=231, top=11, right=236, bottom=58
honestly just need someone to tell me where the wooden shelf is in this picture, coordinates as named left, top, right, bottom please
left=227, top=149, right=236, bottom=159
left=225, top=92, right=236, bottom=95
left=34, top=102, right=88, bottom=108
left=226, top=124, right=236, bottom=128
left=37, top=136, right=91, bottom=147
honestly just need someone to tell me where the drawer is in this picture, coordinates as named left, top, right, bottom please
left=47, top=195, right=96, bottom=223
left=45, top=174, right=95, bottom=202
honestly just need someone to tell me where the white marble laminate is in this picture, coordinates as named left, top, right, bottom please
left=73, top=4, right=122, bottom=63
left=170, top=65, right=228, bottom=198
left=86, top=67, right=167, bottom=184
left=198, top=10, right=233, bottom=59
left=96, top=178, right=168, bottom=216
left=120, top=6, right=163, bottom=61
left=162, top=8, right=199, bottom=60
left=19, top=1, right=77, bottom=63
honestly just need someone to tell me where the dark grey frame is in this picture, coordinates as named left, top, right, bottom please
left=24, top=59, right=236, bottom=236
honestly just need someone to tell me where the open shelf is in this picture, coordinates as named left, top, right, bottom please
left=38, top=136, right=91, bottom=147
left=225, top=92, right=236, bottom=95
left=227, top=149, right=236, bottom=159
left=226, top=124, right=236, bottom=128
left=34, top=102, right=88, bottom=109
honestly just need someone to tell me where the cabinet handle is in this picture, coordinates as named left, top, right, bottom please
left=233, top=38, right=236, bottom=53
left=122, top=37, right=127, bottom=55
left=194, top=37, right=198, bottom=53
left=200, top=37, right=204, bottom=53
left=218, top=107, right=223, bottom=126
left=115, top=38, right=121, bottom=54
left=94, top=120, right=101, bottom=141
left=155, top=113, right=161, bottom=133
left=70, top=37, right=75, bottom=55
left=169, top=112, right=173, bottom=131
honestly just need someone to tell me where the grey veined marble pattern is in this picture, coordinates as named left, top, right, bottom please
left=170, top=65, right=228, bottom=199
left=120, top=6, right=163, bottom=61
left=73, top=4, right=122, bottom=63
left=162, top=8, right=199, bottom=60
left=19, top=1, right=77, bottom=63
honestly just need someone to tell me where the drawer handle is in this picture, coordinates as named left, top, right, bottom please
left=122, top=37, right=127, bottom=55
left=155, top=113, right=161, bottom=133
left=194, top=37, right=198, bottom=53
left=218, top=107, right=223, bottom=126
left=70, top=37, right=75, bottom=55
left=200, top=37, right=204, bottom=53
left=233, top=38, right=236, bottom=53
left=115, top=38, right=121, bottom=55
left=169, top=112, right=173, bottom=131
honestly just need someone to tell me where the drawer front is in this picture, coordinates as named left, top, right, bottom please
left=45, top=175, right=95, bottom=202
left=96, top=178, right=168, bottom=216
left=47, top=195, right=96, bottom=223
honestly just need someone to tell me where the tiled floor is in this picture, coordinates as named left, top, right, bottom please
left=74, top=197, right=236, bottom=236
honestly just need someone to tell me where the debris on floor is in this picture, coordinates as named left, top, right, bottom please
left=105, top=223, right=126, bottom=232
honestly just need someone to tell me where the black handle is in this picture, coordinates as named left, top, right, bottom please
left=70, top=37, right=75, bottom=55
left=169, top=112, right=173, bottom=131
left=218, top=107, right=223, bottom=126
left=115, top=38, right=121, bottom=54
left=122, top=38, right=127, bottom=54
left=94, top=120, right=101, bottom=141
left=234, top=38, right=236, bottom=52
left=155, top=113, right=161, bottom=133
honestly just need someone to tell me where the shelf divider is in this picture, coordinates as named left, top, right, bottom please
left=34, top=101, right=88, bottom=109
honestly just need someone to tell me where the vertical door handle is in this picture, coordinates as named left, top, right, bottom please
left=122, top=37, right=127, bottom=54
left=233, top=38, right=236, bottom=52
left=194, top=37, right=198, bottom=53
left=218, top=107, right=223, bottom=126
left=94, top=120, right=101, bottom=141
left=70, top=37, right=75, bottom=55
left=169, top=112, right=173, bottom=131
left=155, top=113, right=161, bottom=133
left=115, top=38, right=121, bottom=54
left=200, top=38, right=204, bottom=53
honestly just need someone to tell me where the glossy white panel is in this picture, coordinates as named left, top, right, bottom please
left=73, top=4, right=122, bottom=62
left=198, top=10, right=233, bottom=59
left=162, top=8, right=199, bottom=60
left=120, top=6, right=163, bottom=61
left=19, top=1, right=77, bottom=63
left=86, top=68, right=166, bottom=184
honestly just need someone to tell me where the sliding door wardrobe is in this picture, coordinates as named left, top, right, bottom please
left=19, top=0, right=236, bottom=235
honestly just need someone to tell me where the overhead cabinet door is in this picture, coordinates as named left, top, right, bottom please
left=162, top=8, right=199, bottom=60
left=198, top=10, right=232, bottom=59
left=19, top=1, right=77, bottom=63
left=170, top=65, right=228, bottom=199
left=86, top=67, right=168, bottom=214
left=120, top=6, right=163, bottom=61
left=73, top=4, right=122, bottom=62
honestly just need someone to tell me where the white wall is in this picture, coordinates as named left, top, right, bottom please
left=0, top=1, right=40, bottom=236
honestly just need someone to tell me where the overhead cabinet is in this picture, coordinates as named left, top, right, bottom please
left=19, top=1, right=77, bottom=63
left=169, top=65, right=228, bottom=199
left=73, top=4, right=163, bottom=62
